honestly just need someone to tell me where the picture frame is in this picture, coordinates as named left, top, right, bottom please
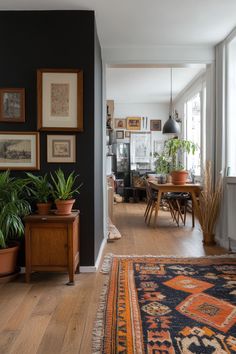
left=0, top=132, right=39, bottom=170
left=115, top=118, right=126, bottom=129
left=0, top=88, right=25, bottom=123
left=37, top=69, right=83, bottom=131
left=150, top=119, right=162, bottom=131
left=125, top=131, right=131, bottom=138
left=127, top=117, right=141, bottom=130
left=116, top=130, right=124, bottom=139
left=47, top=135, right=76, bottom=163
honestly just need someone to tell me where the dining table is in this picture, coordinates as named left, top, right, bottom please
left=149, top=181, right=202, bottom=227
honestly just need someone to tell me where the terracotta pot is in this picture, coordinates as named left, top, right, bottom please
left=55, top=199, right=75, bottom=215
left=203, top=233, right=216, bottom=246
left=0, top=242, right=19, bottom=277
left=36, top=202, right=52, bottom=215
left=171, top=170, right=188, bottom=185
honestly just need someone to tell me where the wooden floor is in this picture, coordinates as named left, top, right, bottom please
left=0, top=202, right=226, bottom=354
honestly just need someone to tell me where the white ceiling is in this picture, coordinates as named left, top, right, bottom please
left=106, top=66, right=205, bottom=103
left=0, top=0, right=235, bottom=47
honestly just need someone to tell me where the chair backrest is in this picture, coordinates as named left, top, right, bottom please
left=144, top=179, right=153, bottom=200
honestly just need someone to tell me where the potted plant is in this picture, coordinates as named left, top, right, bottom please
left=25, top=173, right=52, bottom=215
left=154, top=151, right=171, bottom=183
left=51, top=169, right=82, bottom=215
left=165, top=138, right=198, bottom=185
left=0, top=171, right=31, bottom=278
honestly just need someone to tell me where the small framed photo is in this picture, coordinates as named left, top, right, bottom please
left=37, top=69, right=83, bottom=131
left=0, top=88, right=25, bottom=123
left=0, top=132, right=39, bottom=170
left=116, top=130, right=124, bottom=139
left=150, top=119, right=162, bottom=131
left=125, top=131, right=130, bottom=138
left=115, top=118, right=126, bottom=129
left=47, top=135, right=76, bottom=163
left=127, top=117, right=141, bottom=130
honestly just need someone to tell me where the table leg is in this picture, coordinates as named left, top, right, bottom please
left=153, top=192, right=162, bottom=228
left=190, top=191, right=200, bottom=222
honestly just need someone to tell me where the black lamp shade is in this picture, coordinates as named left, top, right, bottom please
left=162, top=115, right=180, bottom=134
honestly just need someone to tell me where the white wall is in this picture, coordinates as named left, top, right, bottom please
left=113, top=102, right=169, bottom=143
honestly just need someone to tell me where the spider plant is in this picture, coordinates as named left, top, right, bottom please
left=51, top=169, right=82, bottom=201
left=0, top=171, right=31, bottom=249
left=25, top=172, right=52, bottom=203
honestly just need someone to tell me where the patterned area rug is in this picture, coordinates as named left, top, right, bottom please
left=93, top=255, right=236, bottom=354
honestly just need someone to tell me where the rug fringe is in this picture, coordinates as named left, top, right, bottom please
left=92, top=276, right=110, bottom=354
left=100, top=253, right=114, bottom=274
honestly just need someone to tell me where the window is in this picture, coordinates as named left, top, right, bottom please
left=227, top=36, right=236, bottom=176
left=185, top=92, right=202, bottom=176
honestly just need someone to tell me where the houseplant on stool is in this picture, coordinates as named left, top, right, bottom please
left=165, top=138, right=198, bottom=185
left=26, top=173, right=52, bottom=215
left=51, top=169, right=82, bottom=215
left=0, top=171, right=31, bottom=279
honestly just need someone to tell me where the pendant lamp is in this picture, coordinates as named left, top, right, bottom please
left=162, top=68, right=180, bottom=134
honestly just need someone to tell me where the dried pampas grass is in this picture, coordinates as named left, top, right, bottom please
left=198, top=161, right=223, bottom=245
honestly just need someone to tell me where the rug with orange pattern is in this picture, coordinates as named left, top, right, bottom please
left=93, top=255, right=236, bottom=354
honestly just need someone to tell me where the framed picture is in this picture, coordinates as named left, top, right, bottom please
left=0, top=88, right=25, bottom=123
left=0, top=132, right=39, bottom=170
left=115, top=118, right=126, bottom=129
left=125, top=131, right=131, bottom=138
left=37, top=69, right=83, bottom=131
left=47, top=135, right=76, bottom=163
left=150, top=119, right=162, bottom=131
left=116, top=130, right=124, bottom=139
left=127, top=117, right=141, bottom=130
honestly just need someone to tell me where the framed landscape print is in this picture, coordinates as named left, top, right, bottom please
left=150, top=119, right=162, bottom=131
left=127, top=117, right=141, bottom=130
left=0, top=88, right=25, bottom=123
left=37, top=69, right=83, bottom=131
left=115, top=118, right=126, bottom=129
left=0, top=132, right=39, bottom=170
left=116, top=130, right=124, bottom=139
left=47, top=135, right=76, bottom=163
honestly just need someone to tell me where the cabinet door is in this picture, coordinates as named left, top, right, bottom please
left=30, top=223, right=68, bottom=266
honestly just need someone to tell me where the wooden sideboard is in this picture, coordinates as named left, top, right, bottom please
left=24, top=211, right=80, bottom=285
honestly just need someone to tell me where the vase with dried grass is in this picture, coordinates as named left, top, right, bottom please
left=198, top=161, right=223, bottom=246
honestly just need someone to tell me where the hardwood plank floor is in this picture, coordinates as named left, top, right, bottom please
left=0, top=203, right=226, bottom=354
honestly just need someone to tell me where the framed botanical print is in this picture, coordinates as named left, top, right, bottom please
left=116, top=130, right=124, bottom=139
left=37, top=69, right=83, bottom=131
left=150, top=119, right=162, bottom=131
left=0, top=88, right=25, bottom=123
left=47, top=135, right=76, bottom=163
left=0, top=132, right=39, bottom=170
left=127, top=117, right=141, bottom=130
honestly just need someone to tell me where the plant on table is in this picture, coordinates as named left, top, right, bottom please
left=0, top=171, right=31, bottom=277
left=25, top=173, right=52, bottom=215
left=51, top=168, right=82, bottom=215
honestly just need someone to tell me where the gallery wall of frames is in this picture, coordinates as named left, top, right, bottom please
left=0, top=10, right=103, bottom=266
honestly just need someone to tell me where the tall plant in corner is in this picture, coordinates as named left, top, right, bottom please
left=0, top=171, right=31, bottom=277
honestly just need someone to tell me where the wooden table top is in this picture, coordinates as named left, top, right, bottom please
left=149, top=181, right=201, bottom=192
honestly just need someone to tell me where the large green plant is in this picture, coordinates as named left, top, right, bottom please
left=0, top=171, right=31, bottom=249
left=165, top=138, right=198, bottom=171
left=51, top=169, right=82, bottom=201
left=26, top=173, right=52, bottom=203
left=154, top=152, right=171, bottom=175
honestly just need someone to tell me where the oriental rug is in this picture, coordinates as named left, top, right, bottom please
left=93, top=255, right=236, bottom=354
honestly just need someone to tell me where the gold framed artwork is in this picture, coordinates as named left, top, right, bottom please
left=0, top=88, right=25, bottom=123
left=47, top=135, right=76, bottom=163
left=0, top=132, right=40, bottom=170
left=37, top=69, right=83, bottom=131
left=115, top=118, right=126, bottom=129
left=127, top=117, right=141, bottom=130
left=116, top=130, right=124, bottom=139
left=150, top=119, right=162, bottom=131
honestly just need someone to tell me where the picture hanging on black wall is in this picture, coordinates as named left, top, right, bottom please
left=37, top=69, right=83, bottom=131
left=0, top=88, right=25, bottom=123
left=0, top=132, right=39, bottom=170
left=47, top=135, right=76, bottom=163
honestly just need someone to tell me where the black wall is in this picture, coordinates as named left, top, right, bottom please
left=0, top=11, right=103, bottom=266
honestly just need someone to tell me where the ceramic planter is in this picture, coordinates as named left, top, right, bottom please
left=0, top=242, right=19, bottom=277
left=55, top=199, right=75, bottom=215
left=171, top=170, right=188, bottom=185
left=36, top=202, right=52, bottom=215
